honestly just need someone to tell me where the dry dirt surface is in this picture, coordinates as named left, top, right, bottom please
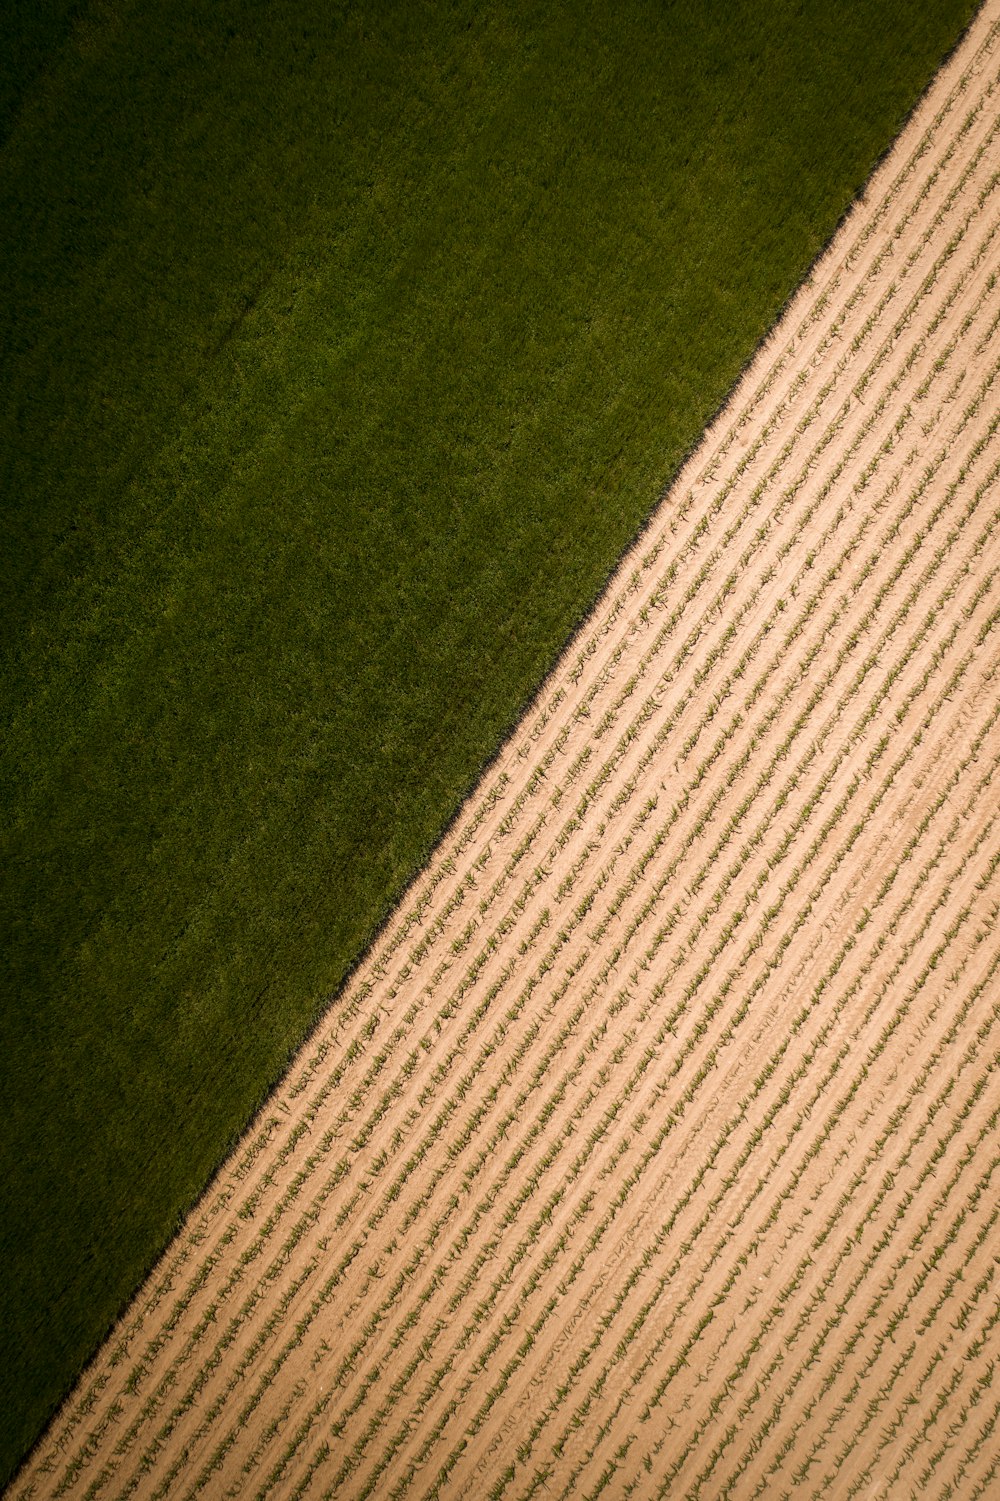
left=16, top=4, right=1000, bottom=1498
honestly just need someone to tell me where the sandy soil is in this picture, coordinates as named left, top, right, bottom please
left=14, top=3, right=1000, bottom=1497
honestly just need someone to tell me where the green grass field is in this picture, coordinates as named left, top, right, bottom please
left=0, top=0, right=979, bottom=1482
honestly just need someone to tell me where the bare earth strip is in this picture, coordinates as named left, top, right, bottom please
left=15, top=5, right=1000, bottom=1499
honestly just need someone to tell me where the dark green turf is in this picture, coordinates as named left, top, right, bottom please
left=0, top=0, right=979, bottom=1481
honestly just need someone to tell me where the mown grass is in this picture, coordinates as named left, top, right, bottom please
left=0, top=0, right=979, bottom=1481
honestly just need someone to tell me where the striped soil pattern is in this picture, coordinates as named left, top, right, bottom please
left=16, top=3, right=1000, bottom=1498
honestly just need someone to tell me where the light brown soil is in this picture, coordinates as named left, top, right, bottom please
left=15, top=5, right=1000, bottom=1498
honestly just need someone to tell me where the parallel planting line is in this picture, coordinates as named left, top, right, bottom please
left=15, top=6, right=1000, bottom=1500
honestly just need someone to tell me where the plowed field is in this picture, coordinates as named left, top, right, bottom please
left=16, top=4, right=1000, bottom=1497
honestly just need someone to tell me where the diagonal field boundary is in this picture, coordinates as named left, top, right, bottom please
left=16, top=2, right=1000, bottom=1496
